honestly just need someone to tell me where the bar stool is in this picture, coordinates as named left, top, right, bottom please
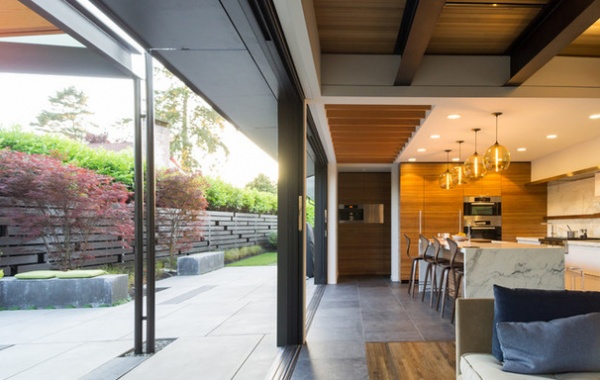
left=431, top=238, right=451, bottom=308
left=438, top=238, right=464, bottom=322
left=421, top=236, right=445, bottom=306
left=405, top=234, right=424, bottom=297
left=566, top=266, right=585, bottom=290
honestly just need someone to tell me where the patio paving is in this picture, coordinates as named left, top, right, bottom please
left=0, top=266, right=282, bottom=380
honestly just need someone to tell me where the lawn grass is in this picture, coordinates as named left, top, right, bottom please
left=226, top=252, right=277, bottom=267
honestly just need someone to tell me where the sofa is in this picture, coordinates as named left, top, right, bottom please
left=455, top=286, right=600, bottom=380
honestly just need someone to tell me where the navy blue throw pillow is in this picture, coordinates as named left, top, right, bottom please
left=497, top=313, right=600, bottom=374
left=492, top=285, right=600, bottom=362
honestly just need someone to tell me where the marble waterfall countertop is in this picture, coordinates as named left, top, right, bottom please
left=460, top=241, right=565, bottom=298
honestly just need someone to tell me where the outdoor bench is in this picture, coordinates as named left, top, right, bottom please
left=177, top=251, right=224, bottom=275
left=0, top=270, right=128, bottom=309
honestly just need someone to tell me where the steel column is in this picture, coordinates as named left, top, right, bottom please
left=144, top=52, right=156, bottom=353
left=133, top=77, right=144, bottom=354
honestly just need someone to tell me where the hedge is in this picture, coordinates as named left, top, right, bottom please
left=0, top=128, right=277, bottom=214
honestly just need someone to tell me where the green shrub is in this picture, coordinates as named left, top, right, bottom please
left=0, top=128, right=277, bottom=214
left=306, top=198, right=315, bottom=227
left=205, top=177, right=277, bottom=214
left=266, top=231, right=277, bottom=250
left=0, top=127, right=135, bottom=189
left=223, top=245, right=264, bottom=263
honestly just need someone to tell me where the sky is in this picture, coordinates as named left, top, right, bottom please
left=0, top=72, right=278, bottom=188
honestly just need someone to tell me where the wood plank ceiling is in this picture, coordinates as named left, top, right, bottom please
left=314, top=0, right=600, bottom=164
left=0, top=0, right=61, bottom=37
left=326, top=104, right=430, bottom=164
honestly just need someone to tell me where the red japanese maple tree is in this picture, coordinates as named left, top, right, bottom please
left=0, top=149, right=134, bottom=270
left=156, top=168, right=208, bottom=266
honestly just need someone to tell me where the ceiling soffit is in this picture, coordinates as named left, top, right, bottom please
left=326, top=104, right=430, bottom=164
left=92, top=0, right=280, bottom=159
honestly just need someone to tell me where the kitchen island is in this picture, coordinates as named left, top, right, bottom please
left=565, top=240, right=600, bottom=273
left=419, top=240, right=565, bottom=298
left=459, top=241, right=564, bottom=298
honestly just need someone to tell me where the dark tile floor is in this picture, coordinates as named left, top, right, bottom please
left=291, top=276, right=455, bottom=380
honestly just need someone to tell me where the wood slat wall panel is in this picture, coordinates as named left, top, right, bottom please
left=501, top=163, right=547, bottom=242
left=339, top=172, right=391, bottom=275
left=0, top=209, right=277, bottom=275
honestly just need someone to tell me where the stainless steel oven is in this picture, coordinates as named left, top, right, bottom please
left=463, top=196, right=501, bottom=216
left=464, top=216, right=502, bottom=241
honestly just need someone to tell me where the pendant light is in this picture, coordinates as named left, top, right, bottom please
left=464, top=128, right=486, bottom=180
left=484, top=112, right=511, bottom=172
left=439, top=149, right=458, bottom=190
left=451, top=140, right=470, bottom=185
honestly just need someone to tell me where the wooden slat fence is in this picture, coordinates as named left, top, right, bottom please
left=0, top=203, right=277, bottom=275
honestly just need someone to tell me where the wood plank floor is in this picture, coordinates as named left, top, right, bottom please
left=366, top=341, right=455, bottom=380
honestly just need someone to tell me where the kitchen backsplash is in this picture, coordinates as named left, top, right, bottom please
left=547, top=177, right=600, bottom=237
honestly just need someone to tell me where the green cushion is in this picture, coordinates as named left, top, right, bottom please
left=55, top=269, right=107, bottom=279
left=15, top=270, right=62, bottom=279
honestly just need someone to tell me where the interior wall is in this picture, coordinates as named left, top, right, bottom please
left=547, top=177, right=600, bottom=237
left=532, top=135, right=600, bottom=181
left=338, top=172, right=391, bottom=276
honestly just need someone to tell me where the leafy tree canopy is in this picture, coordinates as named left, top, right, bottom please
left=31, top=86, right=97, bottom=142
left=245, top=173, right=277, bottom=194
left=154, top=67, right=229, bottom=172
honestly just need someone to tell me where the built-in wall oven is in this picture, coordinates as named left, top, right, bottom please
left=463, top=196, right=501, bottom=216
left=463, top=196, right=502, bottom=241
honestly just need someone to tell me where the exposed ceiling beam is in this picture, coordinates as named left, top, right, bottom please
left=394, top=0, right=445, bottom=86
left=507, top=0, right=600, bottom=85
left=0, top=41, right=131, bottom=77
left=21, top=0, right=142, bottom=79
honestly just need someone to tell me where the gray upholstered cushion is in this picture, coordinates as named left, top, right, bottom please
left=497, top=312, right=600, bottom=374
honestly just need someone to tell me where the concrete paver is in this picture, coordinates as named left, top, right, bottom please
left=0, top=266, right=279, bottom=380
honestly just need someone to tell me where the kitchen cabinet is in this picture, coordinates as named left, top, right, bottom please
left=338, top=172, right=391, bottom=275
left=399, top=162, right=547, bottom=281
left=501, top=163, right=547, bottom=243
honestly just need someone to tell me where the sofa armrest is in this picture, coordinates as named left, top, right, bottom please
left=455, top=298, right=494, bottom=377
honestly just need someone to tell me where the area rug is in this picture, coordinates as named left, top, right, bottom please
left=366, top=341, right=455, bottom=380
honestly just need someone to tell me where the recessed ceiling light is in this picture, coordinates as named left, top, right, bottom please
left=430, top=134, right=441, bottom=139
left=447, top=114, right=461, bottom=120
left=452, top=158, right=460, bottom=162
left=547, top=134, right=558, bottom=139
left=517, top=147, right=527, bottom=152
left=417, top=148, right=426, bottom=152
left=590, top=114, right=600, bottom=120
left=408, top=158, right=417, bottom=162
